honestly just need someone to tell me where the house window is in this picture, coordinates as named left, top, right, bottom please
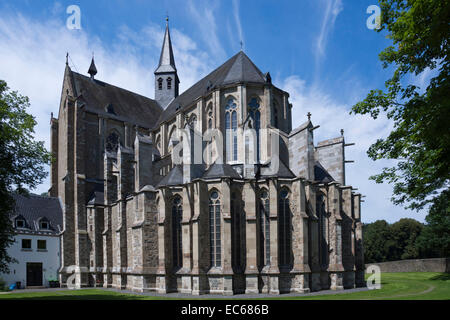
left=16, top=219, right=25, bottom=228
left=259, top=189, right=270, bottom=266
left=37, top=240, right=47, bottom=250
left=158, top=78, right=163, bottom=90
left=22, top=239, right=31, bottom=250
left=40, top=221, right=49, bottom=230
left=225, top=98, right=238, bottom=162
left=278, top=188, right=291, bottom=266
left=172, top=196, right=183, bottom=269
left=209, top=190, right=221, bottom=267
left=167, top=77, right=172, bottom=90
left=317, top=195, right=328, bottom=267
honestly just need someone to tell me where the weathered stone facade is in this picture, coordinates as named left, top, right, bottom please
left=51, top=20, right=364, bottom=294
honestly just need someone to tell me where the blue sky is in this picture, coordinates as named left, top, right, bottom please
left=0, top=0, right=433, bottom=223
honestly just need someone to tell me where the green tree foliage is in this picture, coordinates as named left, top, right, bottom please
left=351, top=0, right=450, bottom=211
left=390, top=218, right=423, bottom=260
left=0, top=80, right=50, bottom=273
left=416, top=189, right=450, bottom=258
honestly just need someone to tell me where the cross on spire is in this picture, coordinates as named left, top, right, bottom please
left=307, top=112, right=311, bottom=121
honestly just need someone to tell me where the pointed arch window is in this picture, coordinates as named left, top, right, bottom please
left=273, top=105, right=279, bottom=129
left=259, top=189, right=270, bottom=266
left=209, top=190, right=221, bottom=267
left=317, top=195, right=328, bottom=267
left=167, top=77, right=172, bottom=90
left=172, top=196, right=183, bottom=269
left=231, top=191, right=244, bottom=270
left=158, top=78, right=163, bottom=90
left=278, top=188, right=291, bottom=266
left=106, top=131, right=120, bottom=152
left=248, top=98, right=261, bottom=162
left=225, top=98, right=238, bottom=162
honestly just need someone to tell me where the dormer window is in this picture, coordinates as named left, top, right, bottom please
left=158, top=78, right=163, bottom=90
left=16, top=218, right=25, bottom=228
left=167, top=77, right=172, bottom=90
left=40, top=220, right=49, bottom=230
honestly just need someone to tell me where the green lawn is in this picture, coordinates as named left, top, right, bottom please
left=0, top=272, right=448, bottom=300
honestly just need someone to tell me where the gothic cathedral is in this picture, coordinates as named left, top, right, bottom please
left=50, top=19, right=365, bottom=294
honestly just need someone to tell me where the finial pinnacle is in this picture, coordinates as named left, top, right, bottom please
left=66, top=52, right=69, bottom=66
left=307, top=112, right=311, bottom=121
left=240, top=40, right=243, bottom=51
left=341, top=129, right=344, bottom=136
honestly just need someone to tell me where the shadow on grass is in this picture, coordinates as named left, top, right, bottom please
left=430, top=273, right=450, bottom=281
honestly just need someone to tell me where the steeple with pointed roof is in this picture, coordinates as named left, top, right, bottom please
left=154, top=17, right=179, bottom=109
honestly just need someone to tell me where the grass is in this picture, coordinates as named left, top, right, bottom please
left=0, top=272, right=448, bottom=300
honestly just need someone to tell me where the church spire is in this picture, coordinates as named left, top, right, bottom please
left=88, top=54, right=97, bottom=80
left=155, top=16, right=176, bottom=73
left=154, top=17, right=179, bottom=109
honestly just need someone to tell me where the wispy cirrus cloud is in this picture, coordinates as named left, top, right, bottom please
left=186, top=0, right=226, bottom=62
left=314, top=0, right=343, bottom=76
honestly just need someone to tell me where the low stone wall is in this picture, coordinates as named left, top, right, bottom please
left=365, top=258, right=450, bottom=273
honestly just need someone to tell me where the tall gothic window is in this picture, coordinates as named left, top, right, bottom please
left=317, top=195, right=328, bottom=267
left=278, top=188, right=291, bottom=266
left=106, top=132, right=119, bottom=152
left=259, top=189, right=270, bottom=266
left=209, top=190, right=221, bottom=267
left=248, top=98, right=261, bottom=162
left=225, top=98, right=238, bottom=162
left=167, top=77, right=172, bottom=90
left=231, top=191, right=244, bottom=270
left=273, top=105, right=279, bottom=129
left=172, top=196, right=183, bottom=269
left=158, top=78, right=163, bottom=90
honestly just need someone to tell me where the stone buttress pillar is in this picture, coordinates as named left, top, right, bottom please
left=328, top=183, right=344, bottom=290
left=243, top=182, right=259, bottom=294
left=290, top=179, right=311, bottom=293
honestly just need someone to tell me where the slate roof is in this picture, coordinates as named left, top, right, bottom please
left=314, top=161, right=335, bottom=183
left=87, top=191, right=104, bottom=206
left=157, top=165, right=184, bottom=187
left=68, top=69, right=163, bottom=129
left=155, top=21, right=177, bottom=74
left=156, top=51, right=268, bottom=126
left=202, top=163, right=241, bottom=180
left=260, top=158, right=296, bottom=179
left=11, top=193, right=63, bottom=235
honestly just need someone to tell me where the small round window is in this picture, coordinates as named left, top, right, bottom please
left=210, top=191, right=219, bottom=200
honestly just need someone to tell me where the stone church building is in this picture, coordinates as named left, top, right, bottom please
left=50, top=19, right=364, bottom=294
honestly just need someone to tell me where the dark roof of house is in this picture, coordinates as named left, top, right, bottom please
left=156, top=51, right=268, bottom=126
left=314, top=161, right=335, bottom=183
left=69, top=70, right=163, bottom=129
left=11, top=193, right=63, bottom=235
left=202, top=163, right=241, bottom=180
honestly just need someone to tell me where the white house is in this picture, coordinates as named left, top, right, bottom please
left=0, top=193, right=63, bottom=288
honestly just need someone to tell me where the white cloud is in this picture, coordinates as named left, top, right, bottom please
left=276, top=75, right=426, bottom=223
left=0, top=12, right=211, bottom=195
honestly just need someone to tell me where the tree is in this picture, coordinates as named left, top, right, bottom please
left=390, top=218, right=423, bottom=260
left=416, top=189, right=450, bottom=258
left=351, top=0, right=450, bottom=211
left=363, top=220, right=395, bottom=263
left=0, top=80, right=50, bottom=273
